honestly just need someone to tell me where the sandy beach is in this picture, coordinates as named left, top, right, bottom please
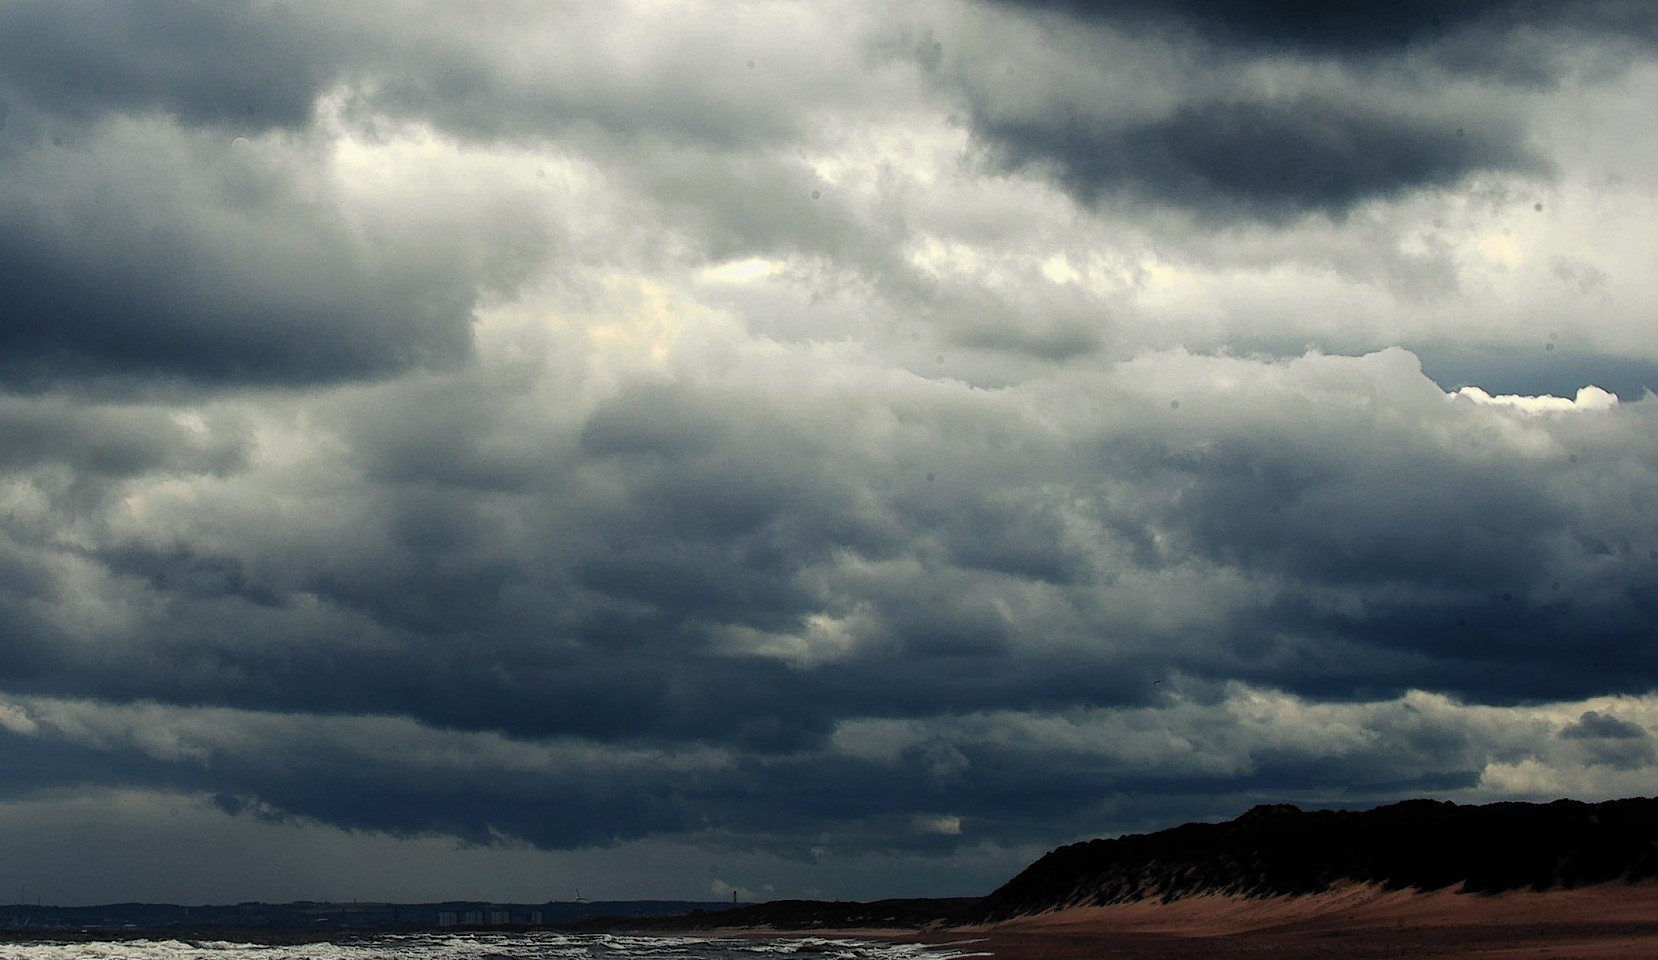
left=923, top=884, right=1658, bottom=960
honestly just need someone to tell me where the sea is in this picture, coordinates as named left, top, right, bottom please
left=0, top=932, right=988, bottom=960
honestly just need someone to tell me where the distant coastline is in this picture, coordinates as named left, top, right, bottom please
left=0, top=899, right=733, bottom=938
left=627, top=796, right=1658, bottom=960
left=13, top=798, right=1658, bottom=959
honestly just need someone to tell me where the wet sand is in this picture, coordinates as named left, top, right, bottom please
left=935, top=884, right=1658, bottom=960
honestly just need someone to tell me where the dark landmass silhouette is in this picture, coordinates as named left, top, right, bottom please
left=602, top=797, right=1658, bottom=959
left=599, top=796, right=1658, bottom=933
left=975, top=796, right=1658, bottom=921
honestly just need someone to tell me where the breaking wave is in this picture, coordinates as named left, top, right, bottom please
left=0, top=932, right=988, bottom=960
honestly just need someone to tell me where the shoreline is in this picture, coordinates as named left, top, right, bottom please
left=662, top=883, right=1658, bottom=960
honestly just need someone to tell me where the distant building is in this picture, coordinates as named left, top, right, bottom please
left=463, top=910, right=483, bottom=925
left=437, top=911, right=458, bottom=927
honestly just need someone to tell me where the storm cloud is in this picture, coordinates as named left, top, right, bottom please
left=974, top=97, right=1544, bottom=220
left=0, top=0, right=1654, bottom=906
left=986, top=0, right=1658, bottom=56
left=956, top=0, right=1658, bottom=219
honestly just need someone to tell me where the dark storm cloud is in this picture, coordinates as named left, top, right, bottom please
left=0, top=680, right=1527, bottom=857
left=1561, top=710, right=1647, bottom=740
left=0, top=135, right=480, bottom=391
left=9, top=350, right=1649, bottom=767
left=0, top=0, right=815, bottom=152
left=0, top=341, right=1653, bottom=872
left=985, top=0, right=1658, bottom=56
left=355, top=43, right=805, bottom=153
left=0, top=728, right=180, bottom=800
left=97, top=545, right=284, bottom=609
left=0, top=1, right=449, bottom=389
left=211, top=746, right=715, bottom=849
left=0, top=0, right=343, bottom=130
left=1558, top=711, right=1656, bottom=769
left=0, top=151, right=481, bottom=388
left=975, top=98, right=1543, bottom=221
left=1094, top=352, right=1658, bottom=704
left=0, top=365, right=1124, bottom=758
left=0, top=0, right=854, bottom=392
left=0, top=702, right=724, bottom=849
left=954, top=0, right=1658, bottom=221
left=0, top=397, right=246, bottom=477
left=1240, top=592, right=1658, bottom=705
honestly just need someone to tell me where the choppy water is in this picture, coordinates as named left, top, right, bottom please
left=0, top=932, right=989, bottom=960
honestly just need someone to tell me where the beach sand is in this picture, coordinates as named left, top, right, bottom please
left=926, top=884, right=1658, bottom=960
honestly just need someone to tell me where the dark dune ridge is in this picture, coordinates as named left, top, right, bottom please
left=975, top=796, right=1658, bottom=921
left=635, top=798, right=1658, bottom=960
left=608, top=797, right=1658, bottom=937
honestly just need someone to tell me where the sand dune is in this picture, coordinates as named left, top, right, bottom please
left=956, top=883, right=1658, bottom=959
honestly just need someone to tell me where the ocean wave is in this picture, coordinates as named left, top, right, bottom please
left=0, top=933, right=977, bottom=960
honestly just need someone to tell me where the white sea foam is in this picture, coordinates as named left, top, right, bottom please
left=0, top=933, right=982, bottom=960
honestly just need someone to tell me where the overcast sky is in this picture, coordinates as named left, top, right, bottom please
left=1, top=0, right=1656, bottom=907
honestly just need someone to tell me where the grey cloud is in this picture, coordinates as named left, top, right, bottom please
left=975, top=97, right=1545, bottom=221
left=0, top=360, right=1095, bottom=755
left=11, top=349, right=1650, bottom=777
left=983, top=1, right=1658, bottom=58
left=0, top=120, right=540, bottom=388
left=222, top=754, right=707, bottom=850
left=1101, top=355, right=1658, bottom=702
left=916, top=278, right=1109, bottom=364
left=947, top=0, right=1642, bottom=224
left=1561, top=710, right=1647, bottom=739
left=1, top=329, right=1655, bottom=859
left=97, top=545, right=284, bottom=609
left=0, top=734, right=162, bottom=800
left=622, top=150, right=874, bottom=266
left=0, top=0, right=851, bottom=392
left=0, top=683, right=1509, bottom=857
left=0, top=0, right=837, bottom=155
left=336, top=3, right=878, bottom=160
left=355, top=34, right=805, bottom=153
left=1559, top=713, right=1656, bottom=770
left=0, top=3, right=465, bottom=387
left=0, top=397, right=246, bottom=477
left=0, top=0, right=344, bottom=131
left=0, top=703, right=719, bottom=849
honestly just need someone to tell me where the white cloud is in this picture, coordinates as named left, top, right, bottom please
left=1451, top=384, right=1620, bottom=413
left=915, top=814, right=964, bottom=836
